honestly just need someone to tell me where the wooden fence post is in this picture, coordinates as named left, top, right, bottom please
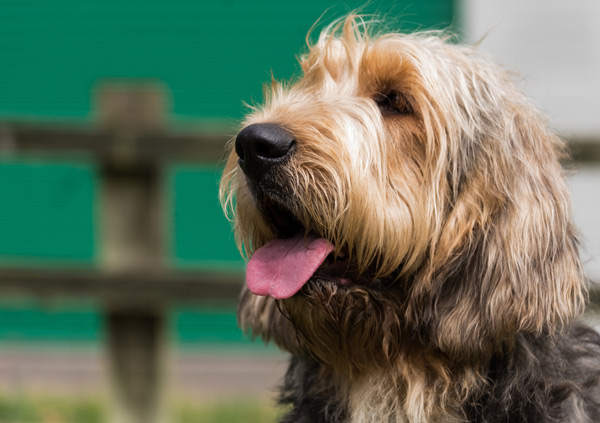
left=97, top=82, right=169, bottom=423
left=107, top=309, right=167, bottom=423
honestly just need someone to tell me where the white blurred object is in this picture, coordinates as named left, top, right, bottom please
left=568, top=167, right=600, bottom=284
left=461, top=0, right=600, bottom=139
left=461, top=2, right=600, bottom=283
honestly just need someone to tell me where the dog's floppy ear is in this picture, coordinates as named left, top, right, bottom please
left=418, top=104, right=587, bottom=359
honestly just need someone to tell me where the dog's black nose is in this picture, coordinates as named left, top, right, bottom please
left=235, top=123, right=295, bottom=179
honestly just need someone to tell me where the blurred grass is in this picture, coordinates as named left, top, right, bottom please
left=0, top=395, right=102, bottom=423
left=174, top=399, right=280, bottom=423
left=0, top=395, right=280, bottom=423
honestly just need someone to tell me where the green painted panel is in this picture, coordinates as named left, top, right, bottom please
left=173, top=306, right=248, bottom=344
left=0, top=0, right=455, bottom=121
left=0, top=300, right=256, bottom=347
left=0, top=160, right=96, bottom=264
left=169, top=165, right=243, bottom=270
left=0, top=302, right=102, bottom=343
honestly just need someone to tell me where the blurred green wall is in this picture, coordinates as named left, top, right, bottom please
left=0, top=0, right=454, bottom=121
left=0, top=0, right=455, bottom=344
left=0, top=299, right=254, bottom=347
left=0, top=160, right=96, bottom=264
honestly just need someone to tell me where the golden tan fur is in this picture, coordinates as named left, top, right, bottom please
left=220, top=16, right=596, bottom=423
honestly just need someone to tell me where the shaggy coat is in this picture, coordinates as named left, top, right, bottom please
left=220, top=17, right=600, bottom=423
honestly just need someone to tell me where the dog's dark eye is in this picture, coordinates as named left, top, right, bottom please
left=374, top=91, right=412, bottom=116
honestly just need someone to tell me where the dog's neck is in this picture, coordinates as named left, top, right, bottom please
left=283, top=352, right=466, bottom=423
left=347, top=369, right=464, bottom=423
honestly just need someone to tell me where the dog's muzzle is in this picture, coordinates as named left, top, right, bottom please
left=235, top=123, right=295, bottom=182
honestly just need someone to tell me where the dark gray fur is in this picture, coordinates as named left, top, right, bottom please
left=278, top=323, right=600, bottom=423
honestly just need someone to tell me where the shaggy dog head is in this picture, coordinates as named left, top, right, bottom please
left=220, top=17, right=585, bottom=381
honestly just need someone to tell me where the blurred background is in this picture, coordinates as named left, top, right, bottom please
left=0, top=1, right=598, bottom=422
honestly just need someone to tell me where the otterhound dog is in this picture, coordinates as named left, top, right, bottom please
left=220, top=17, right=600, bottom=422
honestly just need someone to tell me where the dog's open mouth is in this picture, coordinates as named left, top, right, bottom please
left=245, top=201, right=353, bottom=299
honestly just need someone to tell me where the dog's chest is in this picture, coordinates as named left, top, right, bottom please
left=347, top=371, right=463, bottom=423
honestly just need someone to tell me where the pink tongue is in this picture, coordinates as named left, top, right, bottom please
left=246, top=233, right=334, bottom=299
